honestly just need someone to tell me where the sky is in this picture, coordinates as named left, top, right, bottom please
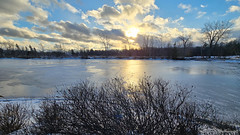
left=0, top=0, right=240, bottom=51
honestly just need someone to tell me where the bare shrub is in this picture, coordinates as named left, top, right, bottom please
left=32, top=99, right=65, bottom=134
left=33, top=76, right=215, bottom=134
left=0, top=103, right=29, bottom=134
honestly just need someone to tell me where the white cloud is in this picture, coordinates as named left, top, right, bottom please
left=114, top=0, right=158, bottom=10
left=200, top=5, right=207, bottom=8
left=143, top=15, right=155, bottom=22
left=231, top=16, right=240, bottom=30
left=197, top=11, right=207, bottom=18
left=230, top=16, right=240, bottom=38
left=87, top=5, right=121, bottom=20
left=225, top=0, right=240, bottom=4
left=182, top=28, right=202, bottom=43
left=64, top=3, right=79, bottom=14
left=143, top=15, right=169, bottom=26
left=0, top=0, right=49, bottom=28
left=228, top=5, right=240, bottom=12
left=31, top=0, right=80, bottom=14
left=172, top=17, right=184, bottom=24
left=178, top=3, right=192, bottom=13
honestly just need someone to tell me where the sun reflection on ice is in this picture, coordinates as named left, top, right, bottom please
left=120, top=60, right=145, bottom=84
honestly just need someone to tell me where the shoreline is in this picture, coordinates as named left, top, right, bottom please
left=0, top=55, right=239, bottom=61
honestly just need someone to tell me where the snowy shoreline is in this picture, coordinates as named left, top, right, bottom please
left=1, top=55, right=240, bottom=63
left=1, top=97, right=239, bottom=135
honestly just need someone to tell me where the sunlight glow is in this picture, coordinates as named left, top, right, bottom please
left=129, top=39, right=135, bottom=43
left=126, top=27, right=139, bottom=38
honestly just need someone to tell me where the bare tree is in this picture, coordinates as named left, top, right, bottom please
left=178, top=35, right=191, bottom=48
left=178, top=34, right=192, bottom=56
left=141, top=35, right=155, bottom=56
left=142, top=35, right=154, bottom=49
left=98, top=32, right=111, bottom=51
left=201, top=20, right=232, bottom=57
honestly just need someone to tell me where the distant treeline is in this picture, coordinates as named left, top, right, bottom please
left=0, top=39, right=240, bottom=59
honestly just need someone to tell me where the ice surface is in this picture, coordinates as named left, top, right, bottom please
left=0, top=58, right=240, bottom=119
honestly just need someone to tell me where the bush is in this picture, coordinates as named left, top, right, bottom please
left=32, top=99, right=65, bottom=134
left=33, top=76, right=215, bottom=134
left=0, top=103, right=29, bottom=134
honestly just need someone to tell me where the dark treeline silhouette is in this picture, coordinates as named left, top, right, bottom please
left=0, top=39, right=239, bottom=59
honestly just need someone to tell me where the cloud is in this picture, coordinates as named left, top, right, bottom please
left=231, top=16, right=240, bottom=30
left=0, top=0, right=219, bottom=49
left=0, top=0, right=95, bottom=50
left=58, top=21, right=91, bottom=36
left=85, top=0, right=159, bottom=30
left=87, top=5, right=121, bottom=22
left=54, top=0, right=80, bottom=14
left=0, top=36, right=7, bottom=44
left=32, top=0, right=80, bottom=14
left=139, top=23, right=161, bottom=33
left=229, top=17, right=240, bottom=38
left=26, top=7, right=49, bottom=26
left=0, top=0, right=49, bottom=28
left=114, top=0, right=158, bottom=10
left=143, top=15, right=169, bottom=26
left=0, top=14, right=19, bottom=28
left=178, top=3, right=192, bottom=13
left=182, top=28, right=202, bottom=43
left=31, top=0, right=52, bottom=7
left=228, top=5, right=240, bottom=12
left=92, top=28, right=125, bottom=41
left=0, top=27, right=37, bottom=39
left=197, top=11, right=207, bottom=18
left=43, top=21, right=94, bottom=42
left=0, top=26, right=71, bottom=44
left=172, top=17, right=184, bottom=24
left=0, top=0, right=29, bottom=15
left=38, top=34, right=68, bottom=43
left=225, top=0, right=240, bottom=3
left=200, top=5, right=207, bottom=8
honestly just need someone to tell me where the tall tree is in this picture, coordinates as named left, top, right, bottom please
left=178, top=35, right=191, bottom=48
left=177, top=34, right=192, bottom=56
left=98, top=32, right=111, bottom=51
left=141, top=35, right=155, bottom=56
left=201, top=20, right=232, bottom=57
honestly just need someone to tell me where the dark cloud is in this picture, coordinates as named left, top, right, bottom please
left=38, top=35, right=65, bottom=43
left=0, top=0, right=28, bottom=15
left=0, top=28, right=35, bottom=39
left=32, top=26, right=47, bottom=32
left=93, top=28, right=125, bottom=40
left=58, top=21, right=90, bottom=36
left=139, top=23, right=161, bottom=31
left=61, top=33, right=93, bottom=42
left=100, top=5, right=121, bottom=19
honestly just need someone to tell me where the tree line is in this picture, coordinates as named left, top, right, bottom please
left=0, top=20, right=239, bottom=59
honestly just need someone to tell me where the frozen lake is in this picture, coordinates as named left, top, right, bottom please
left=0, top=59, right=240, bottom=118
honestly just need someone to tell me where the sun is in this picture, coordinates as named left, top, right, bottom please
left=126, top=27, right=139, bottom=38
